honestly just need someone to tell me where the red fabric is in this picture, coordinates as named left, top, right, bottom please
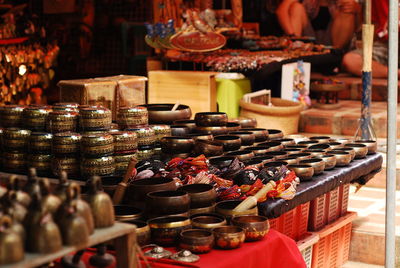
left=371, top=0, right=389, bottom=38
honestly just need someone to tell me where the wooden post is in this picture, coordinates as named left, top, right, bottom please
left=114, top=230, right=136, bottom=268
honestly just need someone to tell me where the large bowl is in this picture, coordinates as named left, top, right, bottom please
left=263, top=151, right=288, bottom=160
left=214, top=135, right=242, bottom=152
left=114, top=205, right=143, bottom=222
left=195, top=112, right=228, bottom=127
left=231, top=215, right=270, bottom=242
left=148, top=216, right=191, bottom=246
left=173, top=120, right=197, bottom=133
left=193, top=139, right=224, bottom=157
left=144, top=104, right=192, bottom=124
left=161, top=136, right=195, bottom=154
left=170, top=125, right=191, bottom=136
left=344, top=143, right=368, bottom=159
left=321, top=154, right=337, bottom=170
left=127, top=178, right=177, bottom=207
left=195, top=126, right=228, bottom=135
left=215, top=200, right=258, bottom=222
left=213, top=226, right=245, bottom=249
left=225, top=150, right=255, bottom=162
left=146, top=190, right=190, bottom=216
left=126, top=220, right=151, bottom=246
left=329, top=151, right=352, bottom=166
left=208, top=156, right=236, bottom=169
left=354, top=140, right=377, bottom=154
left=241, top=128, right=269, bottom=142
left=275, top=138, right=295, bottom=146
left=191, top=214, right=227, bottom=229
left=179, top=229, right=214, bottom=254
left=179, top=184, right=217, bottom=208
left=299, top=158, right=325, bottom=175
left=226, top=122, right=241, bottom=132
left=288, top=164, right=314, bottom=181
left=266, top=129, right=283, bottom=140
left=257, top=141, right=284, bottom=152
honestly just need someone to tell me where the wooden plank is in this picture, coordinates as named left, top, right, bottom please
left=115, top=231, right=136, bottom=268
left=3, top=223, right=136, bottom=268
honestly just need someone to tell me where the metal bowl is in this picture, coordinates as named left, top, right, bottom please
left=279, top=157, right=298, bottom=165
left=354, top=140, right=377, bottom=154
left=213, top=226, right=245, bottom=249
left=344, top=143, right=368, bottom=159
left=288, top=164, right=314, bottom=181
left=275, top=138, right=295, bottom=146
left=191, top=215, right=227, bottom=229
left=195, top=112, right=228, bottom=127
left=225, top=150, right=255, bottom=162
left=179, top=229, right=214, bottom=254
left=333, top=147, right=356, bottom=161
left=241, top=128, right=269, bottom=142
left=321, top=154, right=337, bottom=170
left=144, top=104, right=192, bottom=124
left=290, top=153, right=312, bottom=161
left=309, top=136, right=332, bottom=143
left=257, top=141, right=284, bottom=152
left=266, top=129, right=283, bottom=140
left=179, top=184, right=217, bottom=208
left=193, top=139, right=224, bottom=157
left=214, top=135, right=242, bottom=152
left=231, top=215, right=270, bottom=242
left=161, top=136, right=195, bottom=154
left=228, top=131, right=256, bottom=146
left=299, top=158, right=325, bottom=175
left=329, top=151, right=352, bottom=166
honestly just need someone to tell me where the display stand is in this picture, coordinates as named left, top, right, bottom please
left=2, top=222, right=136, bottom=268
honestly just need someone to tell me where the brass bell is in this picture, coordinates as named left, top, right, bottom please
left=67, top=182, right=95, bottom=234
left=7, top=175, right=31, bottom=207
left=1, top=191, right=27, bottom=223
left=53, top=171, right=70, bottom=203
left=0, top=185, right=6, bottom=199
left=0, top=216, right=24, bottom=265
left=39, top=178, right=62, bottom=215
left=84, top=176, right=115, bottom=228
left=22, top=168, right=41, bottom=197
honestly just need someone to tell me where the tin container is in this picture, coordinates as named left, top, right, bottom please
left=23, top=106, right=53, bottom=131
left=151, top=125, right=172, bottom=144
left=0, top=105, right=26, bottom=127
left=3, top=128, right=31, bottom=151
left=27, top=154, right=52, bottom=176
left=29, top=132, right=53, bottom=153
left=79, top=107, right=112, bottom=130
left=81, top=156, right=115, bottom=177
left=3, top=152, right=27, bottom=173
left=51, top=157, right=80, bottom=177
left=117, top=106, right=148, bottom=129
left=111, top=131, right=138, bottom=153
left=46, top=111, right=78, bottom=133
left=127, top=126, right=155, bottom=147
left=52, top=132, right=82, bottom=155
left=81, top=134, right=114, bottom=157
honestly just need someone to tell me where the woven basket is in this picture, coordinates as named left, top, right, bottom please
left=239, top=98, right=304, bottom=135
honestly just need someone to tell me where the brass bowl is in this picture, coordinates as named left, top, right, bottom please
left=189, top=204, right=216, bottom=216
left=0, top=105, right=26, bottom=127
left=321, top=154, right=337, bottom=170
left=214, top=135, right=242, bottom=152
left=225, top=150, right=255, bottom=162
left=190, top=213, right=226, bottom=229
left=304, top=149, right=326, bottom=158
left=290, top=153, right=312, bottom=161
left=288, top=164, right=314, bottom=181
left=208, top=156, right=236, bottom=169
left=215, top=200, right=258, bottom=222
left=148, top=216, right=191, bottom=246
left=161, top=136, right=195, bottom=154
left=279, top=157, right=298, bottom=165
left=334, top=147, right=356, bottom=161
left=345, top=143, right=368, bottom=159
left=328, top=142, right=342, bottom=150
left=257, top=141, right=284, bottom=152
left=354, top=140, right=377, bottom=154
left=309, top=136, right=332, bottom=143
left=285, top=145, right=308, bottom=152
left=146, top=190, right=190, bottom=216
left=193, top=139, right=224, bottom=157
left=263, top=161, right=288, bottom=168
left=170, top=125, right=191, bottom=136
left=252, top=155, right=275, bottom=165
left=275, top=138, right=295, bottom=146
left=187, top=133, right=214, bottom=141
left=46, top=111, right=78, bottom=133
left=195, top=126, right=228, bottom=135
left=283, top=148, right=303, bottom=155
left=151, top=125, right=171, bottom=144
left=335, top=138, right=353, bottom=145
left=81, top=134, right=114, bottom=157
left=111, top=131, right=138, bottom=152
left=114, top=205, right=143, bottom=222
left=241, top=128, right=268, bottom=142
left=266, top=129, right=283, bottom=140
left=79, top=107, right=112, bottom=130
left=81, top=156, right=115, bottom=177
left=308, top=143, right=330, bottom=151
left=226, top=122, right=241, bottom=133
left=179, top=184, right=217, bottom=208
left=195, top=112, right=228, bottom=127
left=245, top=146, right=270, bottom=156
left=126, top=220, right=151, bottom=246
left=228, top=131, right=255, bottom=146
left=299, top=158, right=325, bottom=175
left=173, top=120, right=196, bottom=133
left=284, top=134, right=308, bottom=143
left=29, top=132, right=53, bottom=153
left=213, top=226, right=245, bottom=249
left=52, top=132, right=82, bottom=155
left=179, top=229, right=214, bottom=254
left=127, top=126, right=156, bottom=147
left=231, top=117, right=257, bottom=128
left=143, top=104, right=192, bottom=124
left=263, top=151, right=288, bottom=160
left=117, top=106, right=148, bottom=128
left=243, top=159, right=264, bottom=169
left=297, top=140, right=320, bottom=148
left=329, top=151, right=352, bottom=166
left=231, top=215, right=270, bottom=242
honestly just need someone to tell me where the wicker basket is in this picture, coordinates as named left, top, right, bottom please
left=239, top=98, right=304, bottom=135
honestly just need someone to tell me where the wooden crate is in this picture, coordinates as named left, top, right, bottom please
left=148, top=71, right=218, bottom=116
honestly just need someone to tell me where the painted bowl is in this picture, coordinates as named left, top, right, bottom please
left=213, top=226, right=245, bottom=249
left=148, top=216, right=191, bottom=246
left=179, top=229, right=214, bottom=254
left=231, top=215, right=270, bottom=242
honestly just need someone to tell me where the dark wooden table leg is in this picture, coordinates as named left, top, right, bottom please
left=114, top=231, right=136, bottom=268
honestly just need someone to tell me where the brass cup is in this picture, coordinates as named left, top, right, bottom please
left=333, top=148, right=356, bottom=161
left=345, top=143, right=368, bottom=159
left=354, top=140, right=377, bottom=155
left=321, top=154, right=337, bottom=170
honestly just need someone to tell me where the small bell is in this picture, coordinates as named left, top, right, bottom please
left=0, top=216, right=24, bottom=265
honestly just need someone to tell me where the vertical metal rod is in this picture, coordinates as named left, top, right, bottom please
left=386, top=0, right=398, bottom=266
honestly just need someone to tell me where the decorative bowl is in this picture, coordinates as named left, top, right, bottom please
left=126, top=126, right=156, bottom=147
left=80, top=156, right=115, bottom=177
left=231, top=215, right=270, bottom=241
left=225, top=150, right=255, bottom=162
left=193, top=139, right=224, bottom=157
left=321, top=154, right=337, bottom=170
left=179, top=229, right=214, bottom=254
left=329, top=151, right=352, bottom=166
left=303, top=149, right=326, bottom=158
left=170, top=125, right=191, bottom=136
left=144, top=104, right=192, bottom=124
left=275, top=138, right=295, bottom=146
left=257, top=141, right=284, bottom=152
left=243, top=159, right=264, bottom=169
left=114, top=205, right=143, bottom=222
left=279, top=157, right=298, bottom=165
left=161, top=136, right=195, bottom=154
left=215, top=200, right=258, bottom=222
left=241, top=128, right=269, bottom=142
left=297, top=140, right=320, bottom=148
left=288, top=164, right=314, bottom=181
left=111, top=131, right=137, bottom=152
left=46, top=111, right=78, bottom=133
left=173, top=120, right=197, bottom=133
left=226, top=122, right=241, bottom=132
left=126, top=220, right=151, bottom=246
left=266, top=129, right=283, bottom=140
left=244, top=146, right=270, bottom=156
left=208, top=156, right=236, bottom=169
left=128, top=178, right=177, bottom=207
left=309, top=136, right=332, bottom=143
left=345, top=143, right=368, bottom=159
left=263, top=151, right=288, bottom=160
left=117, top=106, right=148, bottom=128
left=195, top=112, right=228, bottom=127
left=195, top=126, right=228, bottom=135
left=190, top=214, right=227, bottom=229
left=228, top=131, right=255, bottom=146
left=29, top=132, right=53, bottom=153
left=333, top=147, right=355, bottom=161
left=354, top=140, right=377, bottom=154
left=146, top=190, right=190, bottom=216
left=231, top=117, right=257, bottom=128
left=151, top=125, right=172, bottom=143
left=213, top=226, right=245, bottom=249
left=81, top=134, right=114, bottom=157
left=148, top=216, right=191, bottom=246
left=179, top=184, right=217, bottom=208
left=308, top=143, right=331, bottom=151
left=299, top=158, right=325, bottom=175
left=187, top=133, right=214, bottom=141
left=214, top=135, right=242, bottom=152
left=189, top=204, right=216, bottom=216
left=290, top=153, right=312, bottom=161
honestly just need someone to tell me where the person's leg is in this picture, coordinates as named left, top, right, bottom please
left=331, top=12, right=356, bottom=49
left=288, top=2, right=309, bottom=36
left=342, top=51, right=392, bottom=78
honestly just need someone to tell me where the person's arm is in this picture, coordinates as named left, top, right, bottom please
left=275, top=0, right=299, bottom=35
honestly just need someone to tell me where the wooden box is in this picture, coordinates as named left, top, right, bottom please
left=148, top=71, right=218, bottom=116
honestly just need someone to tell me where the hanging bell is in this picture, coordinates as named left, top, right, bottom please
left=67, top=182, right=94, bottom=234
left=22, top=168, right=41, bottom=197
left=0, top=215, right=24, bottom=265
left=53, top=171, right=70, bottom=203
left=1, top=190, right=27, bottom=223
left=7, top=175, right=31, bottom=207
left=40, top=178, right=62, bottom=215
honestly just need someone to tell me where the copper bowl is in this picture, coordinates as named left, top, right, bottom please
left=279, top=157, right=298, bottom=165
left=193, top=139, right=223, bottom=157
left=114, top=205, right=143, bottom=222
left=257, top=141, right=283, bottom=152
left=128, top=178, right=177, bottom=207
left=245, top=146, right=270, bottom=156
left=161, top=136, right=195, bottom=154
left=148, top=216, right=191, bottom=246
left=146, top=190, right=190, bottom=216
left=173, top=120, right=197, bottom=133
left=304, top=149, right=326, bottom=159
left=179, top=184, right=217, bottom=208
left=225, top=150, right=255, bottom=162
left=308, top=143, right=330, bottom=151
left=243, top=159, right=264, bottom=169
left=189, top=204, right=216, bottom=216
left=297, top=140, right=320, bottom=148
left=187, top=133, right=214, bottom=141
left=215, top=200, right=258, bottom=222
left=309, top=136, right=332, bottom=143
left=354, top=140, right=377, bottom=154
left=329, top=151, right=352, bottom=166
left=214, top=135, right=242, bottom=152
left=299, top=158, right=325, bottom=175
left=226, top=122, right=241, bottom=132
left=170, top=125, right=191, bottom=137
left=345, top=143, right=368, bottom=159
left=290, top=153, right=312, bottom=161
left=126, top=220, right=151, bottom=246
left=321, top=154, right=337, bottom=170
left=242, top=128, right=268, bottom=142
left=228, top=131, right=255, bottom=146
left=195, top=126, right=228, bottom=135
left=144, top=104, right=192, bottom=124
left=333, top=148, right=356, bottom=161
left=252, top=155, right=275, bottom=165
left=263, top=151, right=288, bottom=160
left=328, top=142, right=342, bottom=150
left=195, top=112, right=228, bottom=127
left=179, top=229, right=214, bottom=254
left=231, top=215, right=270, bottom=242
left=288, top=164, right=314, bottom=181
left=213, top=226, right=245, bottom=249
left=190, top=214, right=227, bottom=229
left=266, top=129, right=283, bottom=140
left=263, top=161, right=288, bottom=168
left=231, top=117, right=257, bottom=128
left=283, top=148, right=303, bottom=155
left=275, top=138, right=295, bottom=146
left=285, top=145, right=308, bottom=152
left=208, top=156, right=237, bottom=169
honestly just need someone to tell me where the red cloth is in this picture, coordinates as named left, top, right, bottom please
left=371, top=0, right=389, bottom=39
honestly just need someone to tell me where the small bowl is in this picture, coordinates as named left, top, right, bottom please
left=263, top=151, right=288, bottom=160
left=231, top=118, right=257, bottom=128
left=195, top=112, right=228, bottom=127
left=208, top=156, right=236, bottom=169
left=243, top=159, right=264, bottom=169
left=170, top=125, right=191, bottom=136
left=299, top=158, right=325, bottom=175
left=308, top=143, right=331, bottom=151
left=231, top=215, right=270, bottom=242
left=309, top=136, right=332, bottom=143
left=290, top=153, right=312, bottom=161
left=193, top=139, right=224, bottom=157
left=354, top=140, right=377, bottom=154
left=144, top=104, right=192, bottom=124
left=226, top=122, right=241, bottom=132
left=228, top=131, right=256, bottom=146
left=288, top=164, right=314, bottom=181
left=215, top=200, right=258, bottom=222
left=148, top=216, right=192, bottom=246
left=195, top=126, right=228, bottom=135
left=297, top=140, right=320, bottom=148
left=146, top=190, right=190, bottom=216
left=114, top=205, right=143, bottom=222
left=328, top=142, right=342, bottom=150
left=179, top=184, right=217, bottom=208
left=285, top=145, right=308, bottom=151
left=329, top=151, right=352, bottom=166
left=257, top=141, right=283, bottom=152
left=225, top=150, right=255, bottom=162
left=214, top=135, right=242, bottom=152
left=245, top=146, right=271, bottom=156
left=279, top=157, right=298, bottom=165
left=179, top=229, right=214, bottom=254
left=333, top=148, right=355, bottom=161
left=304, top=149, right=326, bottom=158
left=283, top=148, right=303, bottom=155
left=264, top=161, right=289, bottom=168
left=173, top=120, right=197, bottom=133
left=187, top=133, right=214, bottom=141
left=190, top=214, right=227, bottom=229
left=321, top=154, right=337, bottom=170
left=252, top=155, right=275, bottom=165
left=189, top=204, right=216, bottom=216
left=213, top=226, right=246, bottom=249
left=161, top=136, right=195, bottom=154
left=126, top=220, right=151, bottom=246
left=266, top=129, right=283, bottom=140
left=275, top=138, right=295, bottom=146
left=241, top=128, right=268, bottom=142
left=345, top=143, right=368, bottom=159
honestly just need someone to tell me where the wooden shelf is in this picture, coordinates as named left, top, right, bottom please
left=2, top=222, right=136, bottom=268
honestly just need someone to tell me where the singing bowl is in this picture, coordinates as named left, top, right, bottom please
left=263, top=151, right=288, bottom=160
left=231, top=215, right=270, bottom=242
left=290, top=153, right=312, bottom=161
left=228, top=131, right=255, bottom=146
left=335, top=138, right=352, bottom=145
left=126, top=220, right=151, bottom=246
left=215, top=200, right=258, bottom=222
left=288, top=164, right=314, bottom=181
left=179, top=184, right=217, bottom=208
left=189, top=204, right=216, bottom=216
left=303, top=149, right=326, bottom=159
left=245, top=146, right=271, bottom=156
left=143, top=104, right=192, bottom=124
left=275, top=138, right=295, bottom=146
left=101, top=175, right=123, bottom=196
left=194, top=112, right=228, bottom=127
left=333, top=147, right=356, bottom=161
left=329, top=151, right=352, bottom=166
left=243, top=159, right=264, bottom=169
left=128, top=178, right=177, bottom=206
left=170, top=125, right=191, bottom=136
left=214, top=135, right=242, bottom=152
left=193, top=139, right=223, bottom=157
left=257, top=141, right=284, bottom=152
left=146, top=190, right=190, bottom=216
left=226, top=122, right=241, bottom=132
left=266, top=129, right=284, bottom=140
left=252, top=155, right=275, bottom=165
left=231, top=117, right=257, bottom=128
left=285, top=145, right=308, bottom=151
left=279, top=157, right=298, bottom=165
left=208, top=156, right=236, bottom=169
left=308, top=143, right=331, bottom=151
left=187, top=133, right=214, bottom=141
left=213, top=226, right=246, bottom=249
left=148, top=216, right=191, bottom=246
left=225, top=150, right=255, bottom=162
left=327, top=142, right=342, bottom=150
left=114, top=205, right=143, bottom=222
left=264, top=161, right=289, bottom=168
left=173, top=120, right=197, bottom=133
left=195, top=126, right=228, bottom=135
left=241, top=128, right=269, bottom=142
left=284, top=134, right=308, bottom=143
left=321, top=154, right=337, bottom=170
left=299, top=158, right=325, bottom=175
left=345, top=143, right=368, bottom=159
left=297, top=140, right=320, bottom=148
left=283, top=148, right=303, bottom=155
left=309, top=136, right=332, bottom=143
left=160, top=136, right=195, bottom=154
left=354, top=140, right=377, bottom=154
left=179, top=229, right=214, bottom=254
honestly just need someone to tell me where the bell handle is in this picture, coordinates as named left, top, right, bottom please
left=59, top=170, right=68, bottom=185
left=67, top=182, right=81, bottom=201
left=0, top=215, right=13, bottom=230
left=8, top=175, right=20, bottom=191
left=39, top=178, right=51, bottom=195
left=27, top=167, right=38, bottom=182
left=88, top=176, right=102, bottom=193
